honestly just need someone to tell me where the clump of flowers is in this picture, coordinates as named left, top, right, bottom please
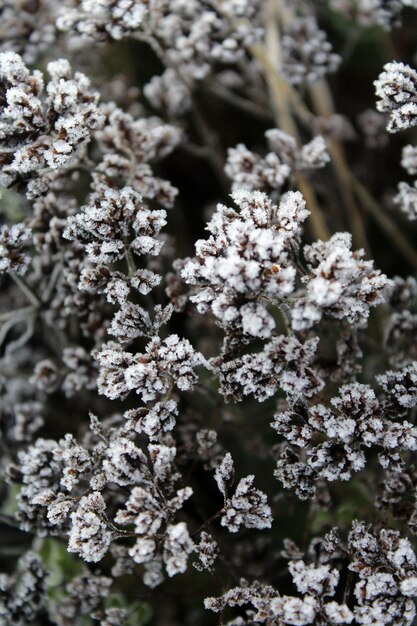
left=1, top=2, right=417, bottom=625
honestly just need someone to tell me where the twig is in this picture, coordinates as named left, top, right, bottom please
left=249, top=2, right=330, bottom=241
left=248, top=43, right=313, bottom=128
left=0, top=512, right=31, bottom=532
left=207, top=80, right=273, bottom=121
left=9, top=272, right=41, bottom=307
left=181, top=142, right=213, bottom=159
left=351, top=176, right=417, bottom=272
left=165, top=379, right=175, bottom=401
left=125, top=244, right=137, bottom=278
left=308, top=80, right=370, bottom=253
left=193, top=509, right=225, bottom=537
left=191, top=104, right=230, bottom=193
left=5, top=315, right=35, bottom=354
left=0, top=306, right=35, bottom=323
left=43, top=262, right=63, bottom=302
left=0, top=315, right=30, bottom=348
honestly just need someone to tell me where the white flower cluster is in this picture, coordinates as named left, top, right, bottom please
left=393, top=145, right=417, bottom=219
left=0, top=1, right=58, bottom=64
left=68, top=492, right=112, bottom=563
left=375, top=62, right=417, bottom=220
left=330, top=0, right=406, bottom=29
left=193, top=531, right=218, bottom=572
left=0, top=223, right=31, bottom=275
left=225, top=142, right=290, bottom=193
left=225, top=129, right=329, bottom=193
left=96, top=334, right=206, bottom=402
left=292, top=232, right=391, bottom=330
left=58, top=0, right=263, bottom=84
left=31, top=346, right=97, bottom=397
left=7, top=438, right=65, bottom=534
left=114, top=482, right=194, bottom=579
left=0, top=552, right=47, bottom=626
left=383, top=276, right=417, bottom=368
left=124, top=399, right=178, bottom=441
left=206, top=520, right=417, bottom=625
left=377, top=361, right=417, bottom=411
left=57, top=0, right=148, bottom=41
left=144, top=68, right=192, bottom=118
left=281, top=16, right=341, bottom=85
left=347, top=521, right=417, bottom=625
left=184, top=190, right=390, bottom=359
left=375, top=61, right=417, bottom=132
left=214, top=453, right=272, bottom=532
left=273, top=380, right=417, bottom=499
left=219, top=335, right=323, bottom=402
left=0, top=52, right=104, bottom=197
left=269, top=558, right=352, bottom=626
left=395, top=180, right=417, bottom=220
left=64, top=185, right=166, bottom=268
left=148, top=0, right=263, bottom=82
left=93, top=106, right=180, bottom=207
left=182, top=189, right=309, bottom=340
left=2, top=1, right=417, bottom=624
left=205, top=565, right=351, bottom=625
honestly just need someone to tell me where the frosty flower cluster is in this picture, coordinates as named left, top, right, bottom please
left=57, top=0, right=148, bottom=41
left=330, top=0, right=415, bottom=29
left=0, top=1, right=58, bottom=64
left=281, top=16, right=341, bottom=85
left=375, top=61, right=417, bottom=133
left=1, top=1, right=417, bottom=625
left=291, top=232, right=391, bottom=330
left=273, top=373, right=417, bottom=499
left=375, top=61, right=417, bottom=220
left=182, top=189, right=310, bottom=342
left=0, top=51, right=103, bottom=198
left=57, top=0, right=264, bottom=85
left=206, top=521, right=417, bottom=625
left=225, top=129, right=330, bottom=193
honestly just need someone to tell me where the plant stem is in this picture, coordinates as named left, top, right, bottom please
left=250, top=2, right=330, bottom=241
left=308, top=80, right=370, bottom=253
left=207, top=80, right=273, bottom=121
left=193, top=509, right=224, bottom=537
left=0, top=306, right=35, bottom=323
left=9, top=272, right=41, bottom=307
left=351, top=176, right=417, bottom=272
left=191, top=104, right=230, bottom=193
left=125, top=244, right=137, bottom=278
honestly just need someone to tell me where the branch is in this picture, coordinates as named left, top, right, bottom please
left=351, top=175, right=417, bottom=272
left=309, top=80, right=370, bottom=253
left=249, top=3, right=330, bottom=241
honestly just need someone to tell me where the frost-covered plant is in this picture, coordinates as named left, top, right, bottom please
left=0, top=52, right=104, bottom=198
left=280, top=16, right=341, bottom=85
left=330, top=0, right=409, bottom=29
left=1, top=2, right=417, bottom=625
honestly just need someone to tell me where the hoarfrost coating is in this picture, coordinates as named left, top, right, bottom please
left=1, top=1, right=417, bottom=625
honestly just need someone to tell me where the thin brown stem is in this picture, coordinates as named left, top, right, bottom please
left=191, top=104, right=230, bottom=193
left=207, top=81, right=273, bottom=121
left=309, top=80, right=370, bottom=253
left=125, top=244, right=137, bottom=278
left=0, top=305, right=35, bottom=323
left=193, top=509, right=225, bottom=537
left=351, top=176, right=417, bottom=272
left=9, top=272, right=41, bottom=308
left=250, top=2, right=330, bottom=241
